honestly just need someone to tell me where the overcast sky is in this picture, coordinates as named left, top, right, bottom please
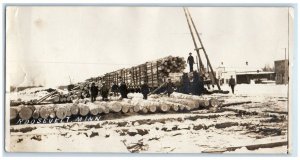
left=6, top=7, right=292, bottom=87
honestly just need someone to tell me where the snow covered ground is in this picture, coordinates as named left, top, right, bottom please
left=7, top=84, right=289, bottom=153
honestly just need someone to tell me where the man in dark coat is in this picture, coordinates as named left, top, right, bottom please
left=90, top=82, right=98, bottom=102
left=140, top=81, right=150, bottom=99
left=229, top=76, right=236, bottom=94
left=181, top=73, right=190, bottom=94
left=192, top=71, right=204, bottom=95
left=111, top=82, right=119, bottom=97
left=100, top=82, right=110, bottom=101
left=166, top=79, right=175, bottom=97
left=187, top=52, right=195, bottom=72
left=119, top=81, right=128, bottom=99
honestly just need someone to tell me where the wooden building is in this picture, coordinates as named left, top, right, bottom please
left=274, top=60, right=289, bottom=84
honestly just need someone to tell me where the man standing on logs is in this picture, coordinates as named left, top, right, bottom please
left=119, top=81, right=128, bottom=99
left=90, top=82, right=98, bottom=102
left=187, top=52, right=195, bottom=72
left=140, top=81, right=150, bottom=99
left=100, top=82, right=110, bottom=101
left=229, top=75, right=236, bottom=94
left=166, top=79, right=175, bottom=97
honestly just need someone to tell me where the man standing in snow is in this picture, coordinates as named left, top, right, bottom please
left=111, top=82, right=119, bottom=97
left=90, top=82, right=98, bottom=102
left=166, top=79, right=175, bottom=97
left=187, top=52, right=195, bottom=72
left=100, top=82, right=110, bottom=101
left=229, top=76, right=236, bottom=94
left=119, top=81, right=128, bottom=99
left=140, top=81, right=150, bottom=99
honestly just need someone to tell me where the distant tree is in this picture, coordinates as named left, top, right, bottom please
left=262, top=64, right=274, bottom=72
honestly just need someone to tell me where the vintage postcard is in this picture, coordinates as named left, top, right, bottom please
left=5, top=6, right=293, bottom=153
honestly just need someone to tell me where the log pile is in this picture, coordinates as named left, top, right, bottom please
left=86, top=56, right=186, bottom=89
left=10, top=56, right=187, bottom=107
left=10, top=93, right=220, bottom=122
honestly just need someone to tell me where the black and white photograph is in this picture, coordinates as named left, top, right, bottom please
left=4, top=5, right=294, bottom=154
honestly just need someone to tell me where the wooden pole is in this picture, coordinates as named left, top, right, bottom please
left=186, top=8, right=221, bottom=90
left=183, top=7, right=205, bottom=74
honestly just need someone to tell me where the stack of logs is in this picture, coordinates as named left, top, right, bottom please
left=10, top=93, right=220, bottom=121
left=87, top=56, right=186, bottom=89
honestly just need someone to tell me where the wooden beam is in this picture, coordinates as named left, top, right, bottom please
left=186, top=8, right=221, bottom=90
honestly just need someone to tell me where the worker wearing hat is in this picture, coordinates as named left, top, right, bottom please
left=100, top=82, right=110, bottom=101
left=90, top=82, right=98, bottom=102
left=187, top=52, right=195, bottom=72
left=140, top=81, right=150, bottom=99
left=166, top=79, right=175, bottom=97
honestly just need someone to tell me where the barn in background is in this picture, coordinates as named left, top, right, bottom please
left=236, top=71, right=275, bottom=84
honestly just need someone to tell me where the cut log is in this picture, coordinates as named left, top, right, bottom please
left=110, top=102, right=122, bottom=113
left=10, top=108, right=18, bottom=120
left=171, top=104, right=179, bottom=112
left=55, top=105, right=67, bottom=119
left=160, top=97, right=197, bottom=110
left=60, top=97, right=67, bottom=103
left=221, top=101, right=252, bottom=107
left=78, top=99, right=85, bottom=104
left=66, top=96, right=71, bottom=102
left=179, top=105, right=185, bottom=111
left=121, top=105, right=129, bottom=113
left=65, top=106, right=72, bottom=117
left=184, top=105, right=191, bottom=111
left=78, top=103, right=90, bottom=116
left=39, top=106, right=50, bottom=119
left=73, top=99, right=80, bottom=104
left=10, top=100, right=22, bottom=106
left=70, top=103, right=79, bottom=115
left=53, top=96, right=60, bottom=103
left=148, top=105, right=157, bottom=113
left=141, top=107, right=148, bottom=114
left=133, top=105, right=140, bottom=113
left=199, top=99, right=210, bottom=107
left=97, top=104, right=105, bottom=114
left=129, top=108, right=134, bottom=113
left=159, top=103, right=170, bottom=112
left=49, top=108, right=56, bottom=119
left=98, top=102, right=109, bottom=114
left=18, top=105, right=34, bottom=120
left=209, top=98, right=219, bottom=107
left=104, top=106, right=110, bottom=114
left=32, top=109, right=40, bottom=119
left=87, top=102, right=99, bottom=116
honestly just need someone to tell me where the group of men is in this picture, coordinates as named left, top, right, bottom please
left=89, top=81, right=129, bottom=102
left=89, top=78, right=176, bottom=102
left=187, top=52, right=236, bottom=94
left=89, top=52, right=236, bottom=103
